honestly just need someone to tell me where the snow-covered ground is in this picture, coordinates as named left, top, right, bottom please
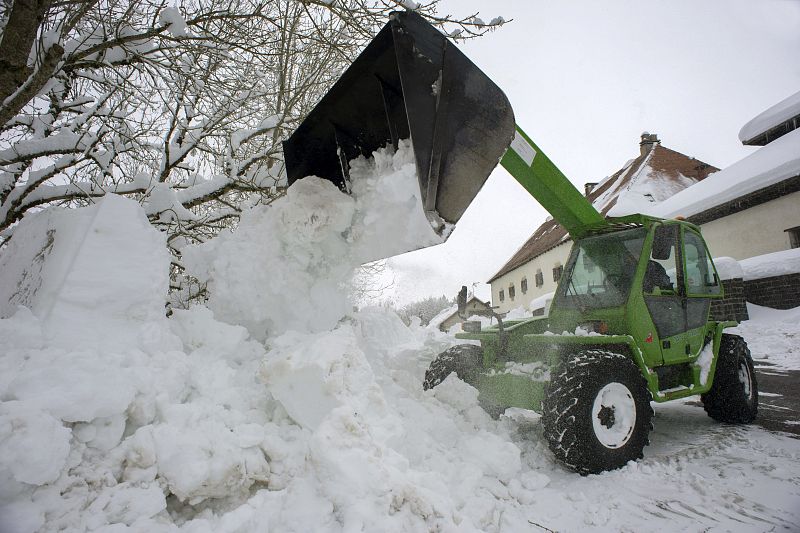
left=2, top=147, right=800, bottom=532
left=731, top=304, right=800, bottom=372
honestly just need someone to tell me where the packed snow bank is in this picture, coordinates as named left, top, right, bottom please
left=184, top=140, right=446, bottom=340
left=739, top=247, right=800, bottom=280
left=713, top=256, right=743, bottom=280
left=527, top=291, right=554, bottom=315
left=0, top=194, right=169, bottom=348
left=739, top=89, right=800, bottom=143
left=0, top=274, right=537, bottom=531
left=731, top=303, right=800, bottom=371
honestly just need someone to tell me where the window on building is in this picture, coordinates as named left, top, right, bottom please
left=499, top=289, right=505, bottom=302
left=553, top=264, right=563, bottom=282
left=509, top=284, right=516, bottom=300
left=521, top=277, right=528, bottom=293
left=535, top=269, right=544, bottom=287
left=787, top=226, right=800, bottom=249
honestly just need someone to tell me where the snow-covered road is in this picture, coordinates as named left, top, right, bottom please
left=504, top=401, right=800, bottom=532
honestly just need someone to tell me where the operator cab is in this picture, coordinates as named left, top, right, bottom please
left=552, top=218, right=723, bottom=368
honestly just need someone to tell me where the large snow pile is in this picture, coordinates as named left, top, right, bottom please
left=0, top=146, right=534, bottom=532
left=0, top=194, right=169, bottom=349
left=2, top=146, right=800, bottom=532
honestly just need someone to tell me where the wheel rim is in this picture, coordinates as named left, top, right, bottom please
left=592, top=382, right=637, bottom=449
left=738, top=361, right=753, bottom=401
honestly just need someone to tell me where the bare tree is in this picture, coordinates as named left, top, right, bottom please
left=396, top=294, right=452, bottom=326
left=350, top=259, right=394, bottom=305
left=0, top=0, right=505, bottom=298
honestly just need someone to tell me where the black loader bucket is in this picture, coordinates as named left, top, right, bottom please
left=282, top=11, right=515, bottom=242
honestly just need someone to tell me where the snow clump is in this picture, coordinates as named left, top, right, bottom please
left=183, top=139, right=445, bottom=340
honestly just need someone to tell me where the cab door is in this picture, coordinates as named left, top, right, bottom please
left=680, top=228, right=722, bottom=359
left=642, top=224, right=687, bottom=364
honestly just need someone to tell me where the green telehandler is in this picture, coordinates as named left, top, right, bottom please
left=283, top=11, right=758, bottom=474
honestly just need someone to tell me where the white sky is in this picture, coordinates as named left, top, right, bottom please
left=374, top=0, right=800, bottom=307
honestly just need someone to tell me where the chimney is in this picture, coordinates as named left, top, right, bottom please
left=640, top=132, right=660, bottom=156
left=584, top=182, right=598, bottom=196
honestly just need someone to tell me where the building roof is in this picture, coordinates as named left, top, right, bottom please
left=650, top=127, right=800, bottom=221
left=739, top=89, right=800, bottom=146
left=489, top=136, right=717, bottom=283
left=429, top=296, right=488, bottom=330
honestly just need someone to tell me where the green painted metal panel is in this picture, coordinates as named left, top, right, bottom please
left=477, top=374, right=546, bottom=411
left=500, top=126, right=608, bottom=238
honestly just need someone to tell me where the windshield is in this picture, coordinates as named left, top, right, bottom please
left=555, top=227, right=647, bottom=310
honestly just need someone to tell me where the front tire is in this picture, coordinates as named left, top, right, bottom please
left=701, top=334, right=758, bottom=423
left=542, top=350, right=654, bottom=475
left=423, top=344, right=483, bottom=390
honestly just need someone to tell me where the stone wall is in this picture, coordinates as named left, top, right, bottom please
left=711, top=278, right=749, bottom=322
left=744, top=273, right=800, bottom=310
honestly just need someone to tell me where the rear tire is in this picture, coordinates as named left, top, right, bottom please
left=701, top=334, right=758, bottom=423
left=423, top=344, right=482, bottom=390
left=542, top=350, right=654, bottom=475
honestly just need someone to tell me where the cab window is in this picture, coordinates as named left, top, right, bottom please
left=644, top=224, right=678, bottom=294
left=684, top=231, right=721, bottom=296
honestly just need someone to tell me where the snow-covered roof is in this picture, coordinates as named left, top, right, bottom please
left=650, top=127, right=800, bottom=220
left=428, top=304, right=458, bottom=330
left=428, top=296, right=489, bottom=330
left=739, top=89, right=800, bottom=145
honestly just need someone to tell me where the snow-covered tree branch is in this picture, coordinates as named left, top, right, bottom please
left=0, top=0, right=506, bottom=297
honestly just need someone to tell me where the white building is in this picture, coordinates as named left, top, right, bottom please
left=650, top=90, right=800, bottom=261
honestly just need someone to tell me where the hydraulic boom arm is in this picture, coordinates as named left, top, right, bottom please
left=500, top=126, right=608, bottom=239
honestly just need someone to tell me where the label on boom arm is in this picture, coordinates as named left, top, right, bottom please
left=510, top=130, right=537, bottom=167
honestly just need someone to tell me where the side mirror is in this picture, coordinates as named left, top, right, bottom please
left=457, top=286, right=468, bottom=318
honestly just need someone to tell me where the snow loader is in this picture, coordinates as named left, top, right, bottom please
left=282, top=11, right=758, bottom=475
